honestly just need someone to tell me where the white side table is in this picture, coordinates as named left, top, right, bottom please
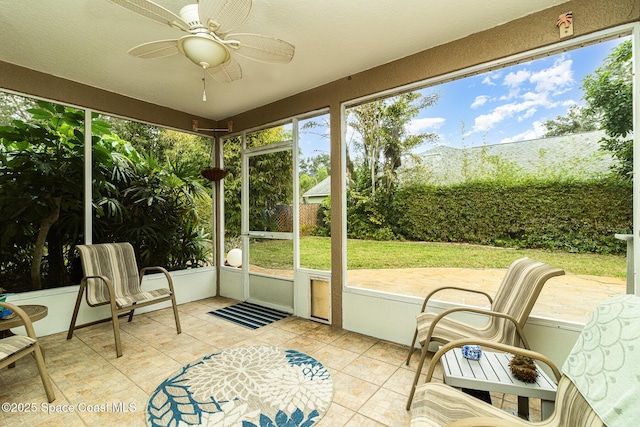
left=441, top=347, right=557, bottom=420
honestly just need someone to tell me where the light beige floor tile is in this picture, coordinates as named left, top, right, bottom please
left=32, top=411, right=85, bottom=427
left=364, top=340, right=410, bottom=366
left=310, top=344, right=360, bottom=371
left=358, top=387, right=413, bottom=426
left=331, top=372, right=379, bottom=411
left=283, top=335, right=327, bottom=354
left=276, top=317, right=323, bottom=334
left=332, top=331, right=378, bottom=354
left=304, top=323, right=347, bottom=343
left=342, top=355, right=398, bottom=386
left=253, top=326, right=299, bottom=345
left=315, top=402, right=356, bottom=427
left=383, top=366, right=426, bottom=396
left=345, top=413, right=388, bottom=427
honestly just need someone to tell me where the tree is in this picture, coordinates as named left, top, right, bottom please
left=345, top=91, right=440, bottom=239
left=103, top=116, right=163, bottom=158
left=98, top=150, right=210, bottom=269
left=246, top=127, right=293, bottom=231
left=299, top=153, right=330, bottom=199
left=0, top=102, right=111, bottom=289
left=223, top=127, right=294, bottom=238
left=223, top=136, right=242, bottom=239
left=159, top=129, right=214, bottom=235
left=0, top=101, right=213, bottom=293
left=543, top=105, right=597, bottom=137
left=348, top=92, right=440, bottom=195
left=0, top=92, right=36, bottom=126
left=582, top=39, right=633, bottom=179
left=300, top=153, right=330, bottom=178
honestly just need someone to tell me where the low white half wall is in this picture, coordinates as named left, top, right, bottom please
left=342, top=288, right=583, bottom=369
left=5, top=267, right=216, bottom=337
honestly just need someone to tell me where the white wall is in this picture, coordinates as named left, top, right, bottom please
left=342, top=287, right=583, bottom=369
left=220, top=267, right=244, bottom=301
left=5, top=267, right=216, bottom=337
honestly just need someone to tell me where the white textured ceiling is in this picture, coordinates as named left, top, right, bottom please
left=0, top=0, right=566, bottom=121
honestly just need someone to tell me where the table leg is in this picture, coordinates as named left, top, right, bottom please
left=517, top=396, right=529, bottom=420
left=541, top=399, right=554, bottom=420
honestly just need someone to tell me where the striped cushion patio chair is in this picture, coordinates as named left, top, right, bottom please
left=409, top=295, right=640, bottom=426
left=406, top=258, right=564, bottom=409
left=67, top=242, right=181, bottom=357
left=409, top=338, right=604, bottom=427
left=0, top=302, right=55, bottom=402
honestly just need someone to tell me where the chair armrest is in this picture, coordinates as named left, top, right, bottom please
left=420, top=286, right=493, bottom=313
left=425, top=337, right=561, bottom=383
left=82, top=275, right=118, bottom=306
left=420, top=306, right=531, bottom=349
left=0, top=301, right=38, bottom=339
left=140, top=266, right=176, bottom=292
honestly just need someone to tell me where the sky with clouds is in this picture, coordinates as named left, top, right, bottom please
left=408, top=37, right=628, bottom=151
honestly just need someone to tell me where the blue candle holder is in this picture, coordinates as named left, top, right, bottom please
left=0, top=293, right=14, bottom=319
left=462, top=345, right=482, bottom=360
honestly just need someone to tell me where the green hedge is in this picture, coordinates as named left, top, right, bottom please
left=391, top=179, right=632, bottom=254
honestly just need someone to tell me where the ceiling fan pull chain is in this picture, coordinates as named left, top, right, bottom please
left=202, top=67, right=207, bottom=102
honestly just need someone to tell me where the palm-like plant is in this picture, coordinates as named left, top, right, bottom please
left=1, top=101, right=213, bottom=293
left=0, top=102, right=88, bottom=289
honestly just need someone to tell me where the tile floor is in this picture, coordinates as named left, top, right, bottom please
left=0, top=296, right=542, bottom=426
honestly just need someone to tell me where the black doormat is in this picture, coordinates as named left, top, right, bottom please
left=207, top=301, right=290, bottom=329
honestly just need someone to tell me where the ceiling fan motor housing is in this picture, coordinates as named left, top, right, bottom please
left=179, top=4, right=204, bottom=29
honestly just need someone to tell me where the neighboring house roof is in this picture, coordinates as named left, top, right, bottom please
left=302, top=177, right=331, bottom=201
left=408, top=130, right=615, bottom=185
left=304, top=132, right=615, bottom=198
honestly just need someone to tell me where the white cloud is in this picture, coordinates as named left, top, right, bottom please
left=471, top=95, right=489, bottom=109
left=481, top=71, right=501, bottom=86
left=500, top=121, right=547, bottom=143
left=521, top=91, right=556, bottom=108
left=518, top=108, right=538, bottom=121
left=503, top=69, right=531, bottom=88
left=472, top=59, right=572, bottom=133
left=530, top=56, right=574, bottom=93
left=407, top=117, right=446, bottom=134
left=473, top=101, right=537, bottom=132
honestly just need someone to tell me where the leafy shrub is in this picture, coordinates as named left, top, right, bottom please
left=311, top=197, right=331, bottom=237
left=391, top=178, right=631, bottom=254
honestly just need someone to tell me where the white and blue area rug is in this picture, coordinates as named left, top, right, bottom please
left=208, top=302, right=289, bottom=329
left=147, top=346, right=333, bottom=427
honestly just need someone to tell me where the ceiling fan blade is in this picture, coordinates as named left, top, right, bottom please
left=128, top=40, right=179, bottom=59
left=225, top=33, right=295, bottom=64
left=198, top=0, right=252, bottom=34
left=207, top=57, right=242, bottom=83
left=108, top=0, right=189, bottom=31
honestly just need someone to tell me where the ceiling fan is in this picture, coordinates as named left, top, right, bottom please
left=108, top=0, right=295, bottom=97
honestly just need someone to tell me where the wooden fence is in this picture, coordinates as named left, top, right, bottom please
left=274, top=204, right=320, bottom=235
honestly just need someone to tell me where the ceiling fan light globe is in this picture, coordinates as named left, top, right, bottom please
left=178, top=35, right=230, bottom=69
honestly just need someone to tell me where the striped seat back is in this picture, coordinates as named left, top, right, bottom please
left=76, top=243, right=142, bottom=306
left=489, top=257, right=564, bottom=345
left=555, top=376, right=604, bottom=426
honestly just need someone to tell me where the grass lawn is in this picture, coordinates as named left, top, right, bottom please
left=252, top=236, right=627, bottom=278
